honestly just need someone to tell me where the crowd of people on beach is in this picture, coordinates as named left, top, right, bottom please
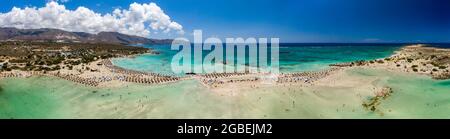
left=0, top=71, right=47, bottom=78
left=199, top=72, right=255, bottom=87
left=196, top=67, right=340, bottom=87
left=0, top=72, right=24, bottom=78
left=0, top=59, right=183, bottom=87
left=277, top=68, right=340, bottom=84
left=119, top=76, right=179, bottom=84
left=101, top=60, right=173, bottom=78
left=0, top=58, right=342, bottom=88
left=101, top=59, right=181, bottom=85
left=0, top=71, right=101, bottom=87
left=201, top=72, right=249, bottom=78
left=200, top=77, right=260, bottom=87
left=48, top=72, right=100, bottom=87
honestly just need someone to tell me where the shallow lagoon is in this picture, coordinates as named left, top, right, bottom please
left=112, top=44, right=401, bottom=75
left=1, top=68, right=448, bottom=119
left=1, top=44, right=448, bottom=119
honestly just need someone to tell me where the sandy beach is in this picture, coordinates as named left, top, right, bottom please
left=0, top=44, right=449, bottom=118
left=1, top=44, right=448, bottom=95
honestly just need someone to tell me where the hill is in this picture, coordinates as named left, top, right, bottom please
left=0, top=27, right=172, bottom=45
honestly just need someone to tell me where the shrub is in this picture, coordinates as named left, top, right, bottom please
left=431, top=62, right=440, bottom=67
left=430, top=55, right=437, bottom=59
left=407, top=58, right=413, bottom=63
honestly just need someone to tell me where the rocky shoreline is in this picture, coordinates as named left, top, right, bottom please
left=330, top=44, right=450, bottom=80
left=1, top=44, right=449, bottom=88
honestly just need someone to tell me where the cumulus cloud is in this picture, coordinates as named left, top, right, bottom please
left=0, top=1, right=184, bottom=37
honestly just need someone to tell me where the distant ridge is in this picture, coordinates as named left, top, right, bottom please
left=0, top=27, right=173, bottom=45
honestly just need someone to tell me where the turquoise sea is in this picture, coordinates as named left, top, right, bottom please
left=112, top=43, right=402, bottom=75
left=1, top=68, right=449, bottom=118
left=1, top=43, right=450, bottom=118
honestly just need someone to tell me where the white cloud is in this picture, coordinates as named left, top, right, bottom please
left=0, top=1, right=184, bottom=37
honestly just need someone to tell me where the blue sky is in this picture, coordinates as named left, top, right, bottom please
left=1, top=0, right=449, bottom=43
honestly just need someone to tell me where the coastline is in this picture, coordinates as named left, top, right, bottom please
left=329, top=44, right=450, bottom=80
left=1, top=58, right=182, bottom=88
left=1, top=44, right=449, bottom=88
left=3, top=65, right=448, bottom=118
left=1, top=44, right=450, bottom=118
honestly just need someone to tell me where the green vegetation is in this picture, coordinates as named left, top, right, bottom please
left=407, top=58, right=414, bottom=63
left=0, top=41, right=149, bottom=72
left=362, top=87, right=393, bottom=114
left=431, top=62, right=440, bottom=67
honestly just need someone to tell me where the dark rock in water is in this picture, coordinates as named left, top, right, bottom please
left=329, top=63, right=353, bottom=67
left=362, top=87, right=393, bottom=114
left=330, top=60, right=367, bottom=67
left=432, top=72, right=450, bottom=80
